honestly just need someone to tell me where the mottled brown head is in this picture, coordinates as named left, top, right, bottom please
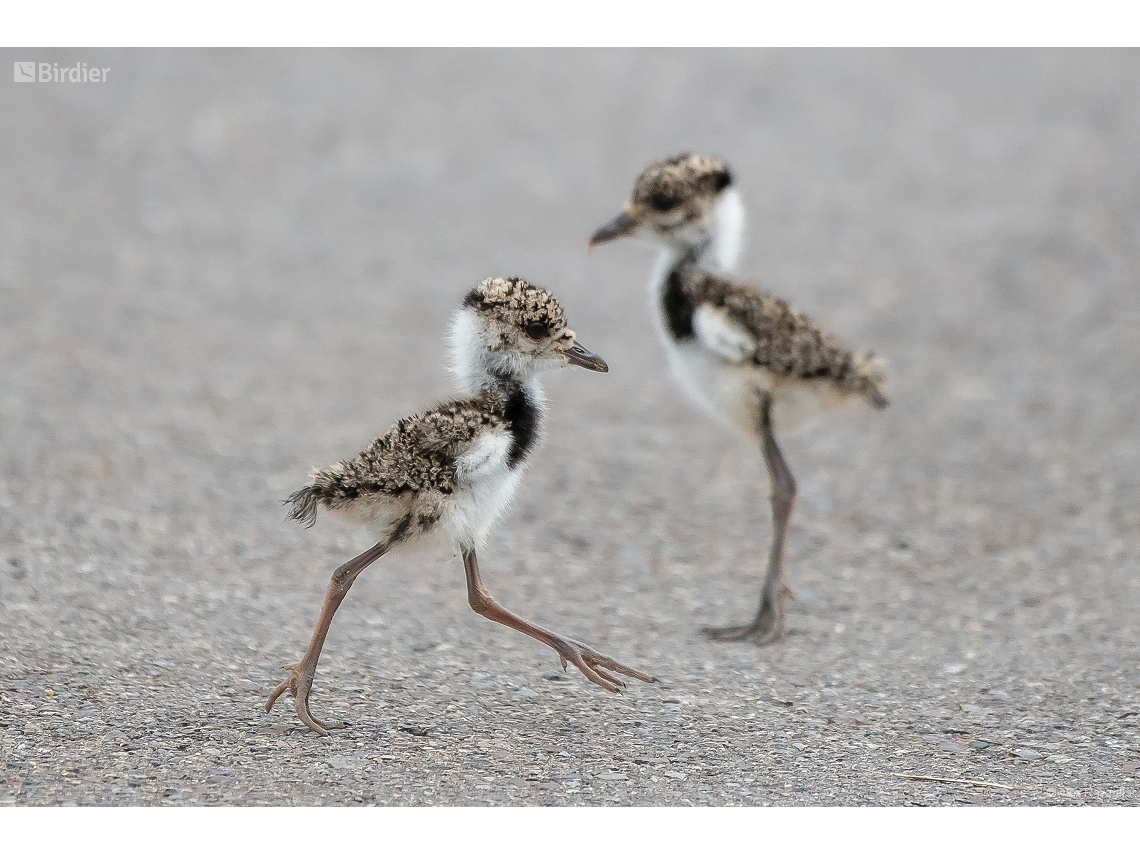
left=630, top=154, right=733, bottom=213
left=463, top=276, right=569, bottom=343
left=590, top=153, right=733, bottom=251
left=451, top=277, right=607, bottom=389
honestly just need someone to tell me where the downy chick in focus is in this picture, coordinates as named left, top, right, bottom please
left=590, top=154, right=888, bottom=644
left=267, top=277, right=654, bottom=735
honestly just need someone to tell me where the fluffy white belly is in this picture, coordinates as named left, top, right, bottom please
left=443, top=432, right=525, bottom=547
left=439, top=466, right=524, bottom=549
left=667, top=339, right=765, bottom=434
left=666, top=339, right=845, bottom=437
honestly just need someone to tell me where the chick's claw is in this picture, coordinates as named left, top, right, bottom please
left=552, top=637, right=654, bottom=692
left=265, top=662, right=343, bottom=737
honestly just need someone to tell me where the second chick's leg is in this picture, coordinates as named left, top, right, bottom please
left=703, top=392, right=796, bottom=644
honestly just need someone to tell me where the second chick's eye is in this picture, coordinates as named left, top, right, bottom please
left=650, top=192, right=677, bottom=212
left=524, top=320, right=548, bottom=340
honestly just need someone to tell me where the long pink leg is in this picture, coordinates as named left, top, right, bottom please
left=462, top=549, right=654, bottom=690
left=266, top=538, right=391, bottom=735
left=703, top=392, right=796, bottom=644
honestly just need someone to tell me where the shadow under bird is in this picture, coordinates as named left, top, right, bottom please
left=590, top=154, right=888, bottom=644
left=267, top=277, right=654, bottom=735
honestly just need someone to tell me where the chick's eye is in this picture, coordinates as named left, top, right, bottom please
left=524, top=320, right=548, bottom=340
left=650, top=192, right=677, bottom=212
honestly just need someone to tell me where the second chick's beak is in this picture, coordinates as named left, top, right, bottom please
left=588, top=209, right=639, bottom=250
left=564, top=341, right=608, bottom=372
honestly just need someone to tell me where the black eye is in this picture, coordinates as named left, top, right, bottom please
left=650, top=192, right=677, bottom=212
left=524, top=320, right=548, bottom=340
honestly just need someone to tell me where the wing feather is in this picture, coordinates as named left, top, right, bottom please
left=686, top=270, right=888, bottom=405
left=285, top=391, right=511, bottom=523
left=692, top=303, right=757, bottom=363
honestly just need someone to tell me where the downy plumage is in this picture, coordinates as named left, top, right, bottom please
left=590, top=154, right=888, bottom=643
left=267, top=277, right=653, bottom=735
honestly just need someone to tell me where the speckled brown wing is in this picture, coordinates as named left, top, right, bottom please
left=286, top=391, right=508, bottom=525
left=688, top=271, right=888, bottom=407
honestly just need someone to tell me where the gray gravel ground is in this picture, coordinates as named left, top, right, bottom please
left=2, top=49, right=1138, bottom=806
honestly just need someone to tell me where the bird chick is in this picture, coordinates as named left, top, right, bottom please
left=590, top=154, right=887, bottom=644
left=267, top=277, right=652, bottom=735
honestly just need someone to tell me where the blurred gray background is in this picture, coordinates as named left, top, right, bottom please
left=1, top=49, right=1137, bottom=805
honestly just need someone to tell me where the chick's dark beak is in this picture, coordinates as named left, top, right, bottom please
left=564, top=341, right=608, bottom=372
left=588, top=210, right=639, bottom=250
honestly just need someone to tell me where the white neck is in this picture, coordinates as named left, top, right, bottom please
left=706, top=187, right=745, bottom=271
left=447, top=309, right=544, bottom=396
left=651, top=187, right=745, bottom=280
